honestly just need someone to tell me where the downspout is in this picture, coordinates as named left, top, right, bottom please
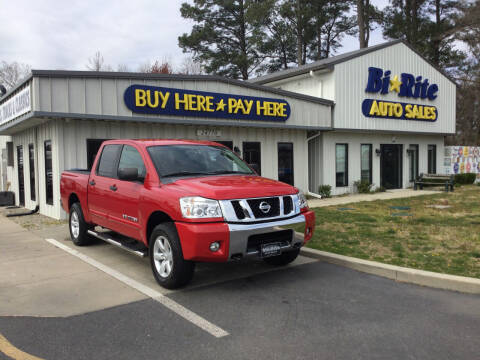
left=306, top=131, right=323, bottom=199
left=34, top=126, right=40, bottom=212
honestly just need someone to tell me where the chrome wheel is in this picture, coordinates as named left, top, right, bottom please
left=153, top=235, right=173, bottom=278
left=70, top=211, right=80, bottom=239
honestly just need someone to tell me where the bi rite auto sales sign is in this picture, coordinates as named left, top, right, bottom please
left=124, top=85, right=291, bottom=122
left=362, top=67, right=438, bottom=122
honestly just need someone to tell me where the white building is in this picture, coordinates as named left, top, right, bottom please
left=0, top=40, right=456, bottom=219
left=251, top=40, right=456, bottom=195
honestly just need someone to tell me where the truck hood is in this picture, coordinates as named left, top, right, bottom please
left=164, top=175, right=298, bottom=200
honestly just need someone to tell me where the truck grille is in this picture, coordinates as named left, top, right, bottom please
left=231, top=200, right=246, bottom=220
left=247, top=197, right=280, bottom=218
left=247, top=230, right=293, bottom=253
left=283, top=196, right=293, bottom=214
left=223, top=195, right=299, bottom=222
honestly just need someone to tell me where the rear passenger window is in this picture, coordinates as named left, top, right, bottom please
left=118, top=145, right=146, bottom=179
left=97, top=144, right=122, bottom=178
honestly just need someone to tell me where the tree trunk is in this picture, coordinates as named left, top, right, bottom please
left=238, top=0, right=248, bottom=79
left=296, top=0, right=303, bottom=65
left=357, top=0, right=366, bottom=48
left=433, top=0, right=441, bottom=65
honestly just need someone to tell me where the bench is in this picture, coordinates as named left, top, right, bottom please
left=414, top=173, right=454, bottom=192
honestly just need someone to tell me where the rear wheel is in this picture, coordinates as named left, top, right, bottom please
left=69, top=203, right=93, bottom=246
left=263, top=249, right=300, bottom=266
left=149, top=223, right=195, bottom=289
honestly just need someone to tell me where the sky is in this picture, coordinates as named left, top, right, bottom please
left=0, top=0, right=390, bottom=71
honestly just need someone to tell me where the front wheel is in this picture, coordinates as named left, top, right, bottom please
left=263, top=249, right=300, bottom=266
left=149, top=223, right=195, bottom=289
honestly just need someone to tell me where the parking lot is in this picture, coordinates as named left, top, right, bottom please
left=1, top=213, right=479, bottom=360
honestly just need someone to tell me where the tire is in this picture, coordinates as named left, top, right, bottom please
left=263, top=248, right=300, bottom=266
left=149, top=223, right=195, bottom=289
left=69, top=202, right=93, bottom=246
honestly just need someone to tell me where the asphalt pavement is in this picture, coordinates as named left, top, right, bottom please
left=1, top=260, right=479, bottom=360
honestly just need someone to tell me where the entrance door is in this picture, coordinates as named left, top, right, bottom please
left=17, top=146, right=25, bottom=206
left=380, top=144, right=403, bottom=189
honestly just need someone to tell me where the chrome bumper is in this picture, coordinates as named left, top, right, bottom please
left=227, top=214, right=306, bottom=260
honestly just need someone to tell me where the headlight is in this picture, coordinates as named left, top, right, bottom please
left=297, top=190, right=308, bottom=209
left=180, top=197, right=223, bottom=219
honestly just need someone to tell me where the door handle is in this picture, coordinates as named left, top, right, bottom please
left=89, top=180, right=96, bottom=186
left=110, top=185, right=117, bottom=191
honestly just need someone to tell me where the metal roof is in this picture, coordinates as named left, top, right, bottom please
left=29, top=70, right=333, bottom=106
left=249, top=40, right=457, bottom=86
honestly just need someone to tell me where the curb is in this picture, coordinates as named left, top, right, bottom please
left=300, top=247, right=480, bottom=294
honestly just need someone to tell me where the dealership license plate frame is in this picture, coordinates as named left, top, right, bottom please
left=260, top=242, right=282, bottom=258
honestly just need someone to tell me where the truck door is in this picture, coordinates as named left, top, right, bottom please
left=88, top=144, right=122, bottom=229
left=109, top=145, right=145, bottom=240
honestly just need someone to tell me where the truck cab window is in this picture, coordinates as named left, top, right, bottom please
left=97, top=144, right=122, bottom=178
left=118, top=145, right=146, bottom=179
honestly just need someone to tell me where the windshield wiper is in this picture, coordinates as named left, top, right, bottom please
left=208, top=170, right=252, bottom=175
left=161, top=171, right=212, bottom=178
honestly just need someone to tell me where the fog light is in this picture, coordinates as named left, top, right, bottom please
left=209, top=242, right=220, bottom=252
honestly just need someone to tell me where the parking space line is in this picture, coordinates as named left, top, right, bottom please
left=0, top=333, right=45, bottom=360
left=45, top=238, right=229, bottom=338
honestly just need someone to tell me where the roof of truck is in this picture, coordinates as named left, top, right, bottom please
left=104, top=139, right=228, bottom=148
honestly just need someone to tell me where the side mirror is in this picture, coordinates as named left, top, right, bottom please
left=118, top=168, right=139, bottom=181
left=249, top=163, right=260, bottom=174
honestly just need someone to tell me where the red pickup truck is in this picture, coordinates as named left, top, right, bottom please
left=60, top=139, right=315, bottom=288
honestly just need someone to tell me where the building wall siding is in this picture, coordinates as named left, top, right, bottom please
left=334, top=42, right=455, bottom=134
left=34, top=77, right=331, bottom=130
left=314, top=132, right=445, bottom=195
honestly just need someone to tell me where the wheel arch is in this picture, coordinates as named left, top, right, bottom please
left=145, top=210, right=174, bottom=246
left=68, top=193, right=80, bottom=210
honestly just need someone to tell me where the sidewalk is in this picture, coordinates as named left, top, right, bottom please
left=308, top=189, right=440, bottom=208
left=0, top=214, right=146, bottom=317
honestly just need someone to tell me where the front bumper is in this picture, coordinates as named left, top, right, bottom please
left=175, top=210, right=315, bottom=262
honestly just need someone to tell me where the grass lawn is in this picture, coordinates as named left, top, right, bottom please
left=304, top=185, right=480, bottom=279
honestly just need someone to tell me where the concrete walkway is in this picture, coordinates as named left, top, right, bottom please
left=308, top=189, right=440, bottom=208
left=0, top=214, right=146, bottom=317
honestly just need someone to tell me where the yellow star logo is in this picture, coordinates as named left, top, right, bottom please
left=389, top=75, right=402, bottom=93
left=216, top=99, right=226, bottom=111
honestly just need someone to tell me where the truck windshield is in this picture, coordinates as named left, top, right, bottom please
left=147, top=145, right=255, bottom=178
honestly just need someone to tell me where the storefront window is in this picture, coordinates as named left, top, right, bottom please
left=336, top=144, right=348, bottom=187
left=409, top=144, right=419, bottom=181
left=243, top=142, right=261, bottom=175
left=29, top=144, right=35, bottom=201
left=44, top=140, right=53, bottom=205
left=278, top=143, right=294, bottom=185
left=17, top=146, right=25, bottom=206
left=87, top=139, right=109, bottom=170
left=215, top=141, right=233, bottom=150
left=360, top=144, right=372, bottom=184
left=428, top=145, right=437, bottom=174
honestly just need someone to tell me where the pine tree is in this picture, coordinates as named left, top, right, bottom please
left=178, top=0, right=267, bottom=80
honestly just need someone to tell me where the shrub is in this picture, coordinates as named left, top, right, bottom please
left=454, top=173, right=476, bottom=185
left=374, top=186, right=386, bottom=193
left=318, top=184, right=332, bottom=198
left=354, top=180, right=373, bottom=194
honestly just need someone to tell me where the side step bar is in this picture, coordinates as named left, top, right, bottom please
left=87, top=230, right=148, bottom=258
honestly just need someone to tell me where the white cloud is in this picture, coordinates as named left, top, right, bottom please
left=0, top=0, right=191, bottom=70
left=0, top=0, right=391, bottom=71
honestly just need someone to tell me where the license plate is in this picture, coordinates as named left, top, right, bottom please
left=261, top=242, right=282, bottom=257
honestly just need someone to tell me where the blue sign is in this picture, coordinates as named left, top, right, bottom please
left=365, top=67, right=438, bottom=100
left=362, top=99, right=437, bottom=122
left=124, top=85, right=290, bottom=122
